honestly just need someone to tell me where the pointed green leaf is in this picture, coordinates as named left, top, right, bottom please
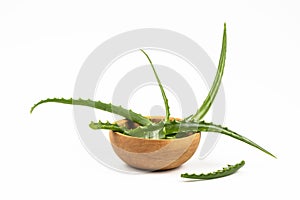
left=140, top=49, right=171, bottom=122
left=188, top=23, right=227, bottom=121
left=89, top=120, right=127, bottom=133
left=164, top=120, right=276, bottom=158
left=30, top=98, right=152, bottom=126
left=181, top=160, right=245, bottom=180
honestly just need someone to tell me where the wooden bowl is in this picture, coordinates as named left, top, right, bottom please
left=109, top=116, right=201, bottom=171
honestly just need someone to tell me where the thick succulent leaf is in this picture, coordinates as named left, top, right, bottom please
left=140, top=49, right=171, bottom=122
left=181, top=160, right=245, bottom=180
left=30, top=98, right=152, bottom=126
left=89, top=120, right=165, bottom=139
left=164, top=120, right=276, bottom=158
left=89, top=120, right=127, bottom=134
left=127, top=121, right=165, bottom=139
left=188, top=23, right=227, bottom=121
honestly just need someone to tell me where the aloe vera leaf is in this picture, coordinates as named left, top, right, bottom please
left=89, top=120, right=128, bottom=134
left=188, top=23, right=227, bottom=121
left=126, top=121, right=165, bottom=139
left=90, top=120, right=165, bottom=139
left=140, top=49, right=171, bottom=122
left=181, top=160, right=245, bottom=180
left=163, top=120, right=275, bottom=158
left=30, top=98, right=152, bottom=126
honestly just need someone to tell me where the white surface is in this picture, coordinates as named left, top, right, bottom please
left=1, top=0, right=300, bottom=199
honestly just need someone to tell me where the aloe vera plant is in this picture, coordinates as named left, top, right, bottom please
left=31, top=24, right=275, bottom=179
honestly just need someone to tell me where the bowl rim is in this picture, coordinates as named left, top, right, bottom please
left=110, top=130, right=201, bottom=141
left=110, top=116, right=201, bottom=141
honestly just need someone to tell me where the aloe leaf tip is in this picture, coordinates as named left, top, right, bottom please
left=140, top=49, right=171, bottom=122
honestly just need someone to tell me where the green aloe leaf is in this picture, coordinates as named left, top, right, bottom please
left=127, top=121, right=165, bottom=139
left=188, top=23, right=227, bottom=121
left=162, top=120, right=276, bottom=158
left=140, top=49, right=171, bottom=122
left=181, top=160, right=245, bottom=180
left=89, top=120, right=127, bottom=133
left=30, top=98, right=152, bottom=126
left=90, top=120, right=165, bottom=139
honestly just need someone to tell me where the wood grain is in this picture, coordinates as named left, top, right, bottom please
left=109, top=116, right=201, bottom=171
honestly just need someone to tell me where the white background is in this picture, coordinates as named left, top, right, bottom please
left=1, top=0, right=300, bottom=199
